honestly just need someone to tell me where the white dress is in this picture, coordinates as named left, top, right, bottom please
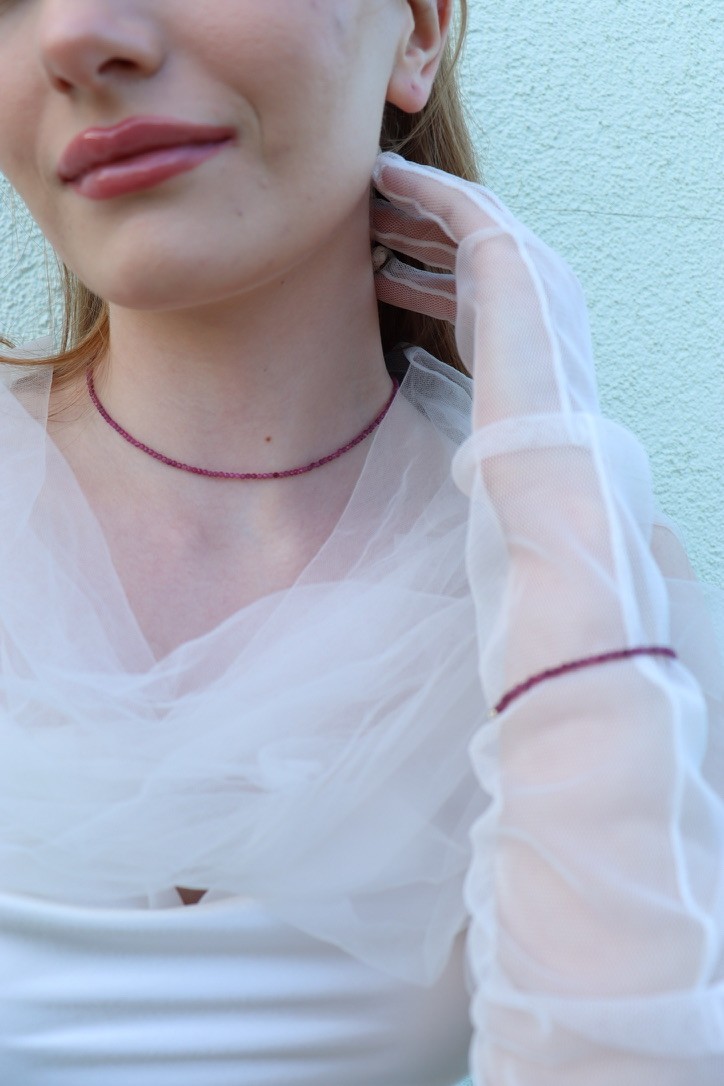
left=0, top=888, right=472, bottom=1086
left=0, top=325, right=722, bottom=1084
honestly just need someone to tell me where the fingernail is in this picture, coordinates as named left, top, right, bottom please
left=371, top=245, right=393, bottom=272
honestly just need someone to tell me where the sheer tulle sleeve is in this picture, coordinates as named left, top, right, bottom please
left=456, top=432, right=724, bottom=1084
left=373, top=155, right=724, bottom=1083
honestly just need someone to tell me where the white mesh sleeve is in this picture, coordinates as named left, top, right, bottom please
left=372, top=152, right=724, bottom=1084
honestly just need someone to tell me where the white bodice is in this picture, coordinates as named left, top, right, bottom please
left=0, top=888, right=472, bottom=1086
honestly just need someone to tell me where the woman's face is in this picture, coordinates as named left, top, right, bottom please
left=0, top=0, right=441, bottom=312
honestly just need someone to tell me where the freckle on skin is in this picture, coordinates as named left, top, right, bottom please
left=265, top=436, right=273, bottom=443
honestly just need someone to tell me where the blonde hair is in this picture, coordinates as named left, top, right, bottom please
left=0, top=0, right=479, bottom=387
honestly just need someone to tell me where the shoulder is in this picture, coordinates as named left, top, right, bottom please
left=0, top=333, right=54, bottom=360
left=0, top=335, right=55, bottom=422
left=0, top=333, right=54, bottom=383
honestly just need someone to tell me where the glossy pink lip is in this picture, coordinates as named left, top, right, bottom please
left=57, top=116, right=236, bottom=184
left=69, top=143, right=231, bottom=200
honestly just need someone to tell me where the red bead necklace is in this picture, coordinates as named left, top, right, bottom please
left=86, top=370, right=399, bottom=480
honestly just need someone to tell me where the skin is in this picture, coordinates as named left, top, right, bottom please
left=0, top=0, right=452, bottom=663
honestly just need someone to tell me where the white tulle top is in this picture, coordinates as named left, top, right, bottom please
left=0, top=326, right=723, bottom=1084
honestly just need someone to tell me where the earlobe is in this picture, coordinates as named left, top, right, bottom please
left=386, top=0, right=453, bottom=115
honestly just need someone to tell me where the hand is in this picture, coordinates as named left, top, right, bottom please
left=372, top=151, right=624, bottom=677
left=370, top=151, right=600, bottom=430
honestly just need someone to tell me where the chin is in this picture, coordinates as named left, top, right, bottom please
left=96, top=264, right=280, bottom=315
left=59, top=204, right=338, bottom=312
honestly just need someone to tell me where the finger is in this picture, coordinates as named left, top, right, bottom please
left=373, top=152, right=511, bottom=243
left=374, top=257, right=457, bottom=324
left=370, top=200, right=455, bottom=252
left=370, top=200, right=457, bottom=271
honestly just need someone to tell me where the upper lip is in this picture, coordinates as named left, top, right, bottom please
left=58, top=116, right=236, bottom=183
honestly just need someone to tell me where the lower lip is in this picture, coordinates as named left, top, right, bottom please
left=69, top=140, right=231, bottom=200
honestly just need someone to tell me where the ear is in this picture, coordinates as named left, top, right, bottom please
left=386, top=0, right=454, bottom=114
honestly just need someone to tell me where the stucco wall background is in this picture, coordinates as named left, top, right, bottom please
left=0, top=0, right=721, bottom=585
left=459, top=0, right=722, bottom=586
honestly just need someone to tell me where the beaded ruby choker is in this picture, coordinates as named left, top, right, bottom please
left=86, top=370, right=399, bottom=480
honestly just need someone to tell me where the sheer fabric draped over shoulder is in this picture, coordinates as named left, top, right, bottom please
left=0, top=335, right=484, bottom=986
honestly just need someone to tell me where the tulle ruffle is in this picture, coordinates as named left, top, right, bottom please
left=0, top=338, right=486, bottom=985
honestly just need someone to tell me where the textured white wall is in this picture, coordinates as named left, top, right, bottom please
left=459, top=0, right=723, bottom=586
left=0, top=0, right=721, bottom=586
left=0, top=186, right=62, bottom=345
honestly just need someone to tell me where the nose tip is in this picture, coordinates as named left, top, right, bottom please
left=41, top=12, right=164, bottom=95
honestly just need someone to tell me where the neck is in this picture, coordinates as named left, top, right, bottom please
left=88, top=226, right=392, bottom=484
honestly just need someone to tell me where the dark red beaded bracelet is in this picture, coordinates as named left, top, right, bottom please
left=488, top=646, right=678, bottom=719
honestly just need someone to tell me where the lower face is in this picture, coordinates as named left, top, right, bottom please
left=0, top=0, right=404, bottom=312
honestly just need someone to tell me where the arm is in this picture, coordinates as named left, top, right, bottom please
left=458, top=422, right=724, bottom=1084
left=372, top=153, right=724, bottom=1083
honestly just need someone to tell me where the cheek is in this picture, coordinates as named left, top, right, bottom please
left=0, top=67, right=41, bottom=191
left=0, top=46, right=65, bottom=234
left=193, top=0, right=381, bottom=161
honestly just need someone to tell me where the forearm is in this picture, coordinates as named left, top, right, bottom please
left=465, top=429, right=723, bottom=1084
